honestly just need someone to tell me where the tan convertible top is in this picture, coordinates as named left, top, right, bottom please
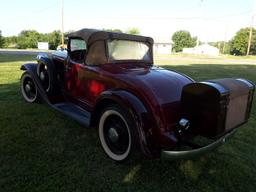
left=67, top=28, right=154, bottom=46
left=67, top=28, right=154, bottom=65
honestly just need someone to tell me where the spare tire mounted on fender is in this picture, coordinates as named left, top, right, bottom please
left=37, top=58, right=58, bottom=96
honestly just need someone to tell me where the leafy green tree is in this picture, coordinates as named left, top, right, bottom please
left=104, top=28, right=123, bottom=33
left=3, top=36, right=18, bottom=48
left=126, top=28, right=140, bottom=35
left=209, top=41, right=231, bottom=54
left=48, top=30, right=61, bottom=50
left=224, top=41, right=232, bottom=54
left=16, top=30, right=61, bottom=50
left=39, top=33, right=49, bottom=42
left=172, top=30, right=197, bottom=52
left=230, top=28, right=256, bottom=55
left=17, top=30, right=40, bottom=49
left=0, top=30, right=5, bottom=48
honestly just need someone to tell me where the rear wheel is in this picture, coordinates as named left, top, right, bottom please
left=98, top=105, right=139, bottom=162
left=20, top=72, right=40, bottom=103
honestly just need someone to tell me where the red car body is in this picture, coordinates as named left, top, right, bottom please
left=54, top=54, right=193, bottom=155
left=20, top=29, right=255, bottom=161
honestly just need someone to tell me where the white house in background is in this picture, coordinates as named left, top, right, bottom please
left=153, top=38, right=173, bottom=54
left=37, top=42, right=49, bottom=50
left=183, top=44, right=220, bottom=56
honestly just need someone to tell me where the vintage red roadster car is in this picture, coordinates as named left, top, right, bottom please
left=20, top=28, right=255, bottom=162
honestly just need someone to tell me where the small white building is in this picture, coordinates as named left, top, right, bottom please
left=153, top=38, right=173, bottom=54
left=37, top=42, right=49, bottom=50
left=183, top=44, right=219, bottom=56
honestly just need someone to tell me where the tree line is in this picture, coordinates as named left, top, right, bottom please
left=0, top=27, right=255, bottom=56
left=0, top=30, right=62, bottom=50
left=0, top=28, right=140, bottom=50
left=171, top=28, right=256, bottom=56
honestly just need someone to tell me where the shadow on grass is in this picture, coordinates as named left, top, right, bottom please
left=0, top=63, right=256, bottom=192
left=0, top=53, right=36, bottom=63
left=162, top=64, right=256, bottom=83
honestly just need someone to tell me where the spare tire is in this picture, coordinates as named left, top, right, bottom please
left=37, top=57, right=58, bottom=96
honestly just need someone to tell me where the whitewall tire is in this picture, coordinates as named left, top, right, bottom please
left=98, top=106, right=138, bottom=162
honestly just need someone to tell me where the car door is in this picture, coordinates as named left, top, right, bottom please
left=64, top=38, right=87, bottom=105
left=64, top=38, right=107, bottom=111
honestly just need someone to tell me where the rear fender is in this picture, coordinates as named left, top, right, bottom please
left=95, top=90, right=159, bottom=158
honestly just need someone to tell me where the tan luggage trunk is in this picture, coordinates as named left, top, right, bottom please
left=181, top=78, right=254, bottom=138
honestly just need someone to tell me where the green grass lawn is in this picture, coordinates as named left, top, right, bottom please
left=0, top=53, right=256, bottom=192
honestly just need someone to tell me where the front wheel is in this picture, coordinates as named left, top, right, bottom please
left=20, top=72, right=40, bottom=103
left=98, top=105, right=139, bottom=162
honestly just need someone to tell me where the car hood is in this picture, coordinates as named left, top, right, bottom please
left=101, top=64, right=194, bottom=105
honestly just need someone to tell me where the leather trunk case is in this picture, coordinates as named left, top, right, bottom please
left=181, top=78, right=255, bottom=138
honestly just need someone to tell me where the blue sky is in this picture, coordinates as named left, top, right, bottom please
left=0, top=0, right=254, bottom=41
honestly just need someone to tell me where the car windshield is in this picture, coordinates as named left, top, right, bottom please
left=107, top=40, right=151, bottom=62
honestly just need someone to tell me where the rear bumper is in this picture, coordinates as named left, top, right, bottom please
left=161, top=129, right=236, bottom=160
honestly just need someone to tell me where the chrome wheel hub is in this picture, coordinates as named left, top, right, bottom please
left=108, top=127, right=119, bottom=143
left=25, top=83, right=31, bottom=92
left=40, top=71, right=45, bottom=81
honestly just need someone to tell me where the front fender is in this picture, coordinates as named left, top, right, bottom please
left=37, top=53, right=53, bottom=64
left=21, top=63, right=37, bottom=73
left=20, top=63, right=50, bottom=105
left=95, top=90, right=160, bottom=158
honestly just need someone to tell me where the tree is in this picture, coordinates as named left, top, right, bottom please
left=104, top=28, right=123, bottom=33
left=172, top=30, right=197, bottom=52
left=3, top=36, right=18, bottom=48
left=126, top=28, right=140, bottom=35
left=209, top=41, right=231, bottom=54
left=48, top=30, right=61, bottom=50
left=230, top=27, right=256, bottom=56
left=15, top=30, right=61, bottom=50
left=17, top=30, right=40, bottom=49
left=0, top=30, right=4, bottom=48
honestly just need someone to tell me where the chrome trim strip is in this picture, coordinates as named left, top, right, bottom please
left=236, top=78, right=255, bottom=88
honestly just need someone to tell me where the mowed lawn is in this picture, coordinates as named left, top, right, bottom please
left=0, top=53, right=256, bottom=192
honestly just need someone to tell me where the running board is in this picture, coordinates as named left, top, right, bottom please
left=54, top=103, right=91, bottom=127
